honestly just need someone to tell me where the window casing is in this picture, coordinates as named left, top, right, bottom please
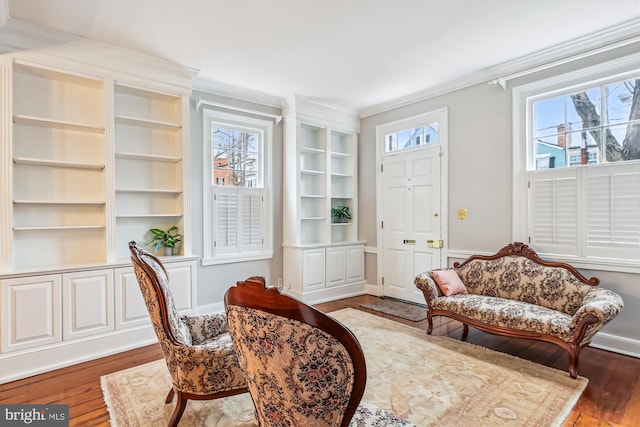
left=513, top=55, right=640, bottom=272
left=202, top=109, right=273, bottom=265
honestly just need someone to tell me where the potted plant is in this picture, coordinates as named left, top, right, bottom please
left=145, top=226, right=182, bottom=256
left=331, top=205, right=352, bottom=223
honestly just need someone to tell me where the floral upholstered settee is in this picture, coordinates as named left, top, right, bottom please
left=414, top=242, right=624, bottom=379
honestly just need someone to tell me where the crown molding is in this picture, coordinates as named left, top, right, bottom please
left=192, top=77, right=284, bottom=108
left=360, top=18, right=640, bottom=118
left=0, top=18, right=77, bottom=53
left=285, top=93, right=360, bottom=133
left=0, top=17, right=199, bottom=90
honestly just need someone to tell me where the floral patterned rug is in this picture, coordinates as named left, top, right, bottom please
left=101, top=308, right=587, bottom=426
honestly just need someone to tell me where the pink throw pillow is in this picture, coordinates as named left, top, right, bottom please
left=431, top=269, right=468, bottom=296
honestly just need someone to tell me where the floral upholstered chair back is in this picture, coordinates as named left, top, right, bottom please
left=129, top=241, right=248, bottom=427
left=129, top=243, right=191, bottom=348
left=225, top=279, right=366, bottom=427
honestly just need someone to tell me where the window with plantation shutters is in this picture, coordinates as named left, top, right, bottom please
left=202, top=108, right=273, bottom=265
left=585, top=163, right=640, bottom=259
left=242, top=189, right=263, bottom=251
left=528, top=164, right=640, bottom=262
left=513, top=55, right=639, bottom=272
left=529, top=169, right=578, bottom=256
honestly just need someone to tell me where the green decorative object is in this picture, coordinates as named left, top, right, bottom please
left=331, top=205, right=352, bottom=223
left=144, top=226, right=182, bottom=255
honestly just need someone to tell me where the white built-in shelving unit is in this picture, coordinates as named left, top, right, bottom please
left=10, top=63, right=107, bottom=269
left=113, top=83, right=186, bottom=261
left=283, top=95, right=365, bottom=304
left=0, top=47, right=196, bottom=384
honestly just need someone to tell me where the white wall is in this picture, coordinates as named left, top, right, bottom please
left=358, top=43, right=640, bottom=356
left=189, top=91, right=284, bottom=308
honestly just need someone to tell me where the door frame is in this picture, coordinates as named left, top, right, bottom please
left=375, top=107, right=449, bottom=297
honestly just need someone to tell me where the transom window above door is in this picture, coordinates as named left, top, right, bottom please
left=384, top=122, right=439, bottom=153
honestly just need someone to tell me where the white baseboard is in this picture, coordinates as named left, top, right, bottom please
left=197, top=302, right=225, bottom=315
left=590, top=332, right=640, bottom=358
left=365, top=282, right=381, bottom=296
left=283, top=281, right=366, bottom=305
left=0, top=326, right=157, bottom=384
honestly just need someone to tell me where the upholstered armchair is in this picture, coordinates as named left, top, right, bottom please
left=129, top=241, right=248, bottom=427
left=225, top=277, right=366, bottom=426
left=225, top=277, right=415, bottom=426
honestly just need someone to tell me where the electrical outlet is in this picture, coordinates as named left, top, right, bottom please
left=277, top=278, right=283, bottom=289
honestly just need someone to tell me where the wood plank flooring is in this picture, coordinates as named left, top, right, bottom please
left=0, top=295, right=637, bottom=426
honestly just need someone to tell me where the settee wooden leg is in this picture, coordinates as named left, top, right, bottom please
left=427, top=315, right=433, bottom=334
left=168, top=391, right=188, bottom=427
left=568, top=348, right=579, bottom=379
left=461, top=324, right=469, bottom=340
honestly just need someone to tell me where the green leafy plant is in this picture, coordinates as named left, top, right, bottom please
left=145, top=226, right=183, bottom=252
left=331, top=205, right=352, bottom=222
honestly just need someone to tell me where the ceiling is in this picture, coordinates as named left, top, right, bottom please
left=5, top=0, right=640, bottom=111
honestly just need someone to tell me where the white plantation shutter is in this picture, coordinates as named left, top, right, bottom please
left=215, top=186, right=239, bottom=255
left=214, top=186, right=264, bottom=257
left=529, top=163, right=640, bottom=262
left=242, top=188, right=264, bottom=252
left=586, top=163, right=640, bottom=259
left=530, top=169, right=579, bottom=255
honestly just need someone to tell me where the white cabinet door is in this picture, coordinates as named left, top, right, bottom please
left=114, top=260, right=196, bottom=330
left=346, top=245, right=365, bottom=283
left=302, top=249, right=325, bottom=291
left=1, top=275, right=61, bottom=353
left=114, top=267, right=151, bottom=330
left=166, top=261, right=196, bottom=314
left=62, top=269, right=114, bottom=340
left=326, top=246, right=346, bottom=287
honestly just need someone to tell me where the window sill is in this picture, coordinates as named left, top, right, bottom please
left=201, top=251, right=273, bottom=266
left=536, top=253, right=639, bottom=274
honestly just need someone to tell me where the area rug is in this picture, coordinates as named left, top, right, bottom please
left=101, top=308, right=587, bottom=426
left=360, top=297, right=427, bottom=321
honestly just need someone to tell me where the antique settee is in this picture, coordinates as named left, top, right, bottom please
left=414, top=242, right=624, bottom=378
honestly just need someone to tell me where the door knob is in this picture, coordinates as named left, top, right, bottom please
left=427, top=239, right=444, bottom=248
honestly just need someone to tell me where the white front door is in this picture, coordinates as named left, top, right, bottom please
left=376, top=108, right=448, bottom=304
left=381, top=145, right=442, bottom=303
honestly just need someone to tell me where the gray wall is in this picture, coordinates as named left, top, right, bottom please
left=189, top=91, right=284, bottom=308
left=358, top=43, right=640, bottom=355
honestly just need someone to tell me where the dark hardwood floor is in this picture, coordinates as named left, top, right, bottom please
left=1, top=295, right=638, bottom=426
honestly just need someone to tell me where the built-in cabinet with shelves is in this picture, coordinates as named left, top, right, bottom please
left=0, top=48, right=196, bottom=383
left=114, top=84, right=185, bottom=261
left=10, top=62, right=107, bottom=269
left=283, top=95, right=365, bottom=304
left=0, top=259, right=196, bottom=382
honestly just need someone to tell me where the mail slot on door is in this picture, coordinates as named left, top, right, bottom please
left=403, top=239, right=416, bottom=245
left=427, top=239, right=444, bottom=248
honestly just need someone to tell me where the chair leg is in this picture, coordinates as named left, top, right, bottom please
left=427, top=314, right=434, bottom=335
left=165, top=387, right=175, bottom=403
left=168, top=391, right=187, bottom=427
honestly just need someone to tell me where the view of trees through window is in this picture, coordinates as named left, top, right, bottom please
left=212, top=126, right=261, bottom=187
left=533, top=78, right=639, bottom=169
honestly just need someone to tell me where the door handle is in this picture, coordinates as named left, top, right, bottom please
left=427, top=239, right=444, bottom=248
left=403, top=239, right=416, bottom=245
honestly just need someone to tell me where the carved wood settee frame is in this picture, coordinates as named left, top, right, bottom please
left=415, top=242, right=624, bottom=379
